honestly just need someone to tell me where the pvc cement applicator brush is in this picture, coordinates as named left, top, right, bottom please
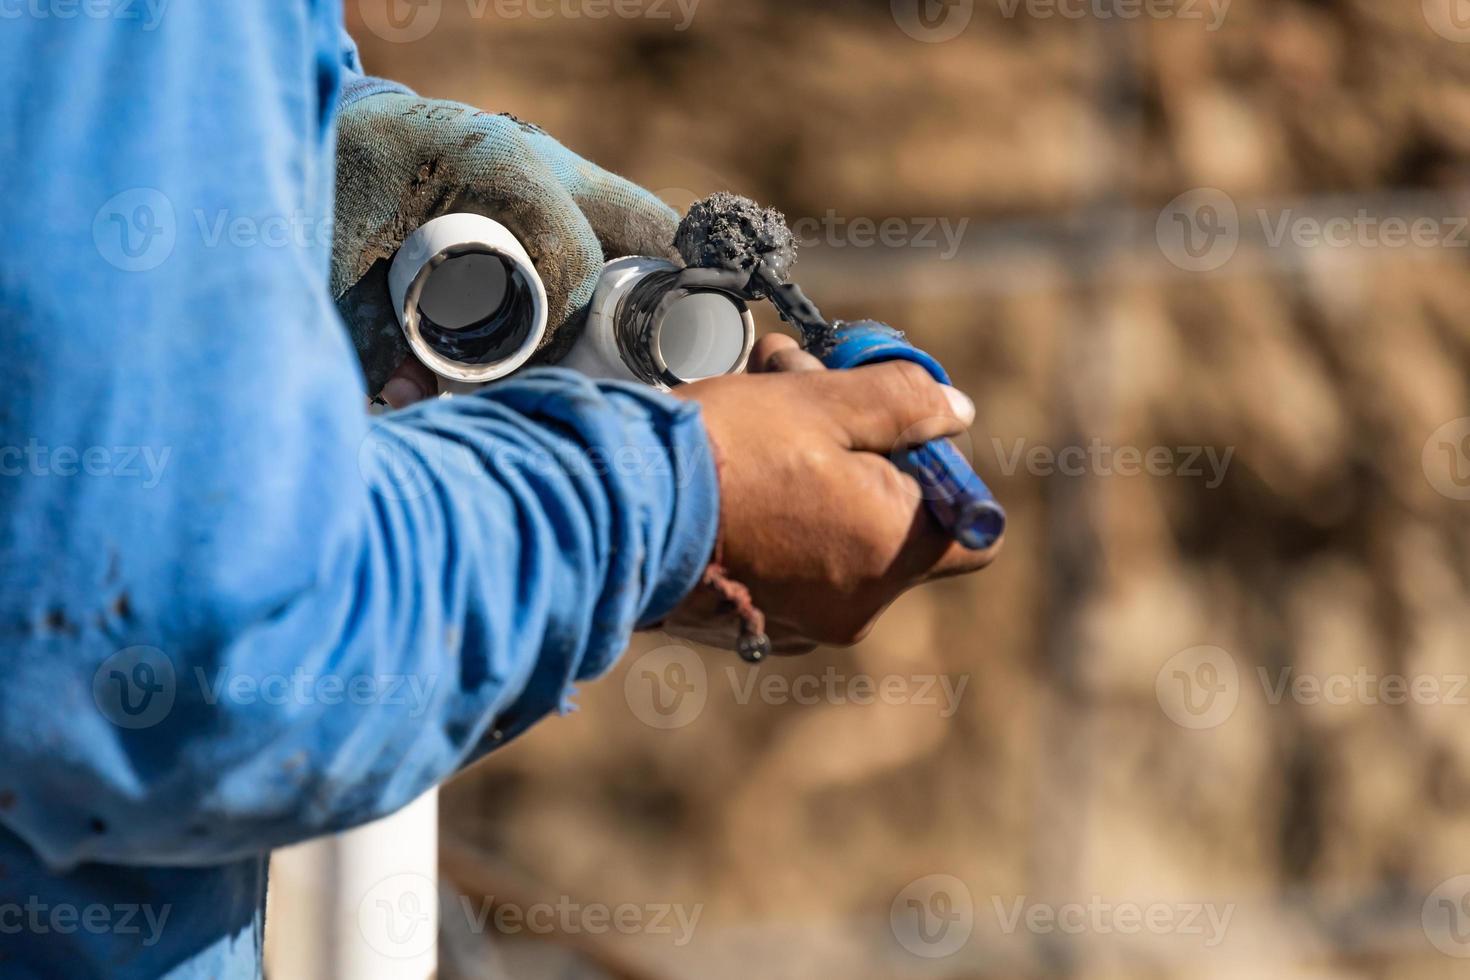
left=672, top=193, right=1007, bottom=552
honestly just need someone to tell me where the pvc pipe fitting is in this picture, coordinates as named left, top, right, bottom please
left=562, top=256, right=754, bottom=389
left=388, top=213, right=548, bottom=385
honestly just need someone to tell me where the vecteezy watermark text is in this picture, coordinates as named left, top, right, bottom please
left=993, top=0, right=1228, bottom=30
left=891, top=0, right=1227, bottom=43
left=991, top=895, right=1234, bottom=947
left=726, top=665, right=968, bottom=717
left=1158, top=188, right=1470, bottom=273
left=789, top=212, right=971, bottom=262
left=0, top=441, right=170, bottom=488
left=355, top=872, right=702, bottom=961
left=1156, top=645, right=1470, bottom=731
left=623, top=645, right=971, bottom=730
left=0, top=898, right=171, bottom=947
left=0, top=0, right=167, bottom=29
left=889, top=874, right=1233, bottom=960
left=457, top=895, right=702, bottom=946
left=93, top=646, right=440, bottom=730
left=193, top=667, right=438, bottom=717
left=473, top=0, right=700, bottom=28
left=1259, top=667, right=1470, bottom=708
left=357, top=0, right=700, bottom=44
left=991, top=438, right=1234, bottom=488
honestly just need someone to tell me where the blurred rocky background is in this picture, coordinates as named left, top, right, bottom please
left=350, top=1, right=1470, bottom=976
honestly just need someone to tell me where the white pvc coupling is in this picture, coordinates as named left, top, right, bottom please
left=562, top=256, right=754, bottom=389
left=388, top=213, right=548, bottom=385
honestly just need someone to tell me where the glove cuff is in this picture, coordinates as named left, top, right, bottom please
left=340, top=74, right=414, bottom=111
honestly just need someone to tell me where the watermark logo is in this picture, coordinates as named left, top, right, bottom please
left=1160, top=188, right=1470, bottom=272
left=457, top=894, right=702, bottom=945
left=1156, top=188, right=1239, bottom=273
left=358, top=872, right=439, bottom=960
left=357, top=873, right=703, bottom=951
left=0, top=0, right=169, bottom=30
left=892, top=0, right=974, bottom=42
left=891, top=874, right=974, bottom=958
left=359, top=0, right=442, bottom=42
left=625, top=651, right=972, bottom=730
left=97, top=198, right=341, bottom=270
left=93, top=648, right=440, bottom=729
left=360, top=0, right=699, bottom=39
left=727, top=665, right=969, bottom=718
left=624, top=644, right=708, bottom=729
left=94, top=188, right=175, bottom=273
left=1259, top=666, right=1469, bottom=707
left=992, top=0, right=1229, bottom=29
left=1424, top=875, right=1470, bottom=957
left=1156, top=645, right=1239, bottom=730
left=792, top=212, right=971, bottom=261
left=1159, top=649, right=1470, bottom=726
left=192, top=209, right=335, bottom=251
left=1423, top=418, right=1470, bottom=501
left=193, top=667, right=439, bottom=717
left=0, top=898, right=171, bottom=947
left=1424, top=0, right=1470, bottom=43
left=991, top=438, right=1233, bottom=488
left=991, top=895, right=1232, bottom=946
left=93, top=646, right=176, bottom=730
left=0, top=441, right=171, bottom=487
left=479, top=0, right=701, bottom=30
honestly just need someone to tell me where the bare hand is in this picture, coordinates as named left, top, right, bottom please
left=668, top=335, right=1001, bottom=652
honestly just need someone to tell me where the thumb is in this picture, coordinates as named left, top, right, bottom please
left=817, top=361, right=976, bottom=453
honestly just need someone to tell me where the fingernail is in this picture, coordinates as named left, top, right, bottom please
left=943, top=386, right=976, bottom=426
left=382, top=377, right=427, bottom=408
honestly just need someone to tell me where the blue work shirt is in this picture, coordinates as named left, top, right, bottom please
left=0, top=4, right=717, bottom=976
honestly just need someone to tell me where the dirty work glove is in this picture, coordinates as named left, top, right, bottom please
left=332, top=92, right=680, bottom=396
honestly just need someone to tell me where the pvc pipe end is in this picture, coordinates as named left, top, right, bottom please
left=388, top=214, right=548, bottom=385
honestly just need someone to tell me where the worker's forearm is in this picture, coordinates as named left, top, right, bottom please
left=0, top=8, right=715, bottom=870
left=3, top=377, right=714, bottom=871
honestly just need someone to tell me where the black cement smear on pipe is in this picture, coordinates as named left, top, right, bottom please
left=673, top=192, right=838, bottom=355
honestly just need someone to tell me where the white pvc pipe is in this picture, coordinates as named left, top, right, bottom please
left=562, top=255, right=754, bottom=388
left=263, top=227, right=754, bottom=980
left=267, top=214, right=537, bottom=980
left=389, top=213, right=548, bottom=385
left=559, top=256, right=675, bottom=384
left=265, top=789, right=438, bottom=980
